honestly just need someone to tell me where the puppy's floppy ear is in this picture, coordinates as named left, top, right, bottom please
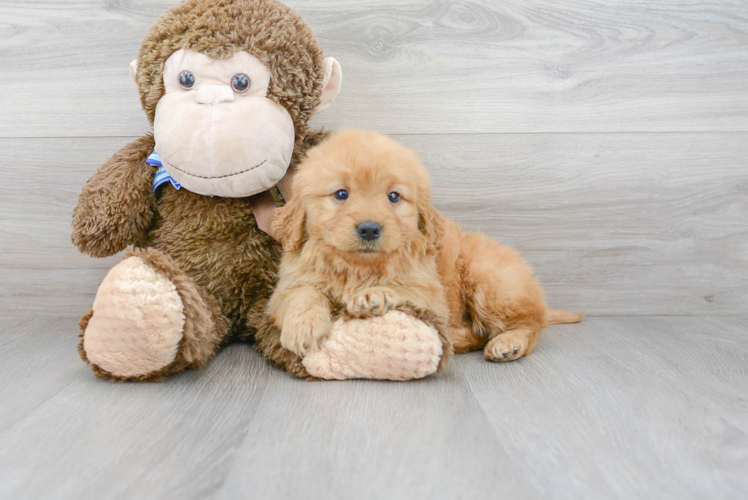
left=272, top=197, right=306, bottom=252
left=417, top=194, right=445, bottom=255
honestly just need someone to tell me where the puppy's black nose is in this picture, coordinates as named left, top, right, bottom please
left=356, top=221, right=381, bottom=241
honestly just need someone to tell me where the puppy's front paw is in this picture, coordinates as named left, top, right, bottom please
left=347, top=287, right=396, bottom=317
left=281, top=310, right=332, bottom=357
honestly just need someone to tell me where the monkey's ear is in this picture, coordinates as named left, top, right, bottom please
left=129, top=60, right=138, bottom=86
left=313, top=57, right=342, bottom=114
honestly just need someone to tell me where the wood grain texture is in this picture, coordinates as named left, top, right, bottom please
left=407, top=132, right=748, bottom=315
left=217, top=363, right=534, bottom=500
left=0, top=316, right=89, bottom=429
left=1, top=134, right=745, bottom=315
left=0, top=137, right=124, bottom=314
left=1, top=0, right=747, bottom=137
left=0, top=315, right=746, bottom=499
left=579, top=317, right=748, bottom=433
left=0, top=319, right=274, bottom=500
left=1, top=1, right=746, bottom=498
left=457, top=316, right=748, bottom=500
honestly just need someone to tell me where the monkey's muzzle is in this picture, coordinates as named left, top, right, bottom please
left=153, top=87, right=295, bottom=198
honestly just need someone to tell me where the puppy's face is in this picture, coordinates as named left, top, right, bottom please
left=278, top=130, right=434, bottom=265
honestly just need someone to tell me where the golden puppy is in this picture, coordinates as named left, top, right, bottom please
left=270, top=129, right=581, bottom=363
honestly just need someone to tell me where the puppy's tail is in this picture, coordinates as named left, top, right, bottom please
left=546, top=309, right=585, bottom=325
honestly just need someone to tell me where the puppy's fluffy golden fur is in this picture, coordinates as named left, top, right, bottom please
left=271, top=129, right=581, bottom=363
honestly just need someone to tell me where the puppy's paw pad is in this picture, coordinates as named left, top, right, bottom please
left=484, top=335, right=528, bottom=362
left=347, top=288, right=394, bottom=316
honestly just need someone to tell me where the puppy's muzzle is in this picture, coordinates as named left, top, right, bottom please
left=356, top=221, right=381, bottom=241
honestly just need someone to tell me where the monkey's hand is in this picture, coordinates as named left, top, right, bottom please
left=72, top=135, right=158, bottom=258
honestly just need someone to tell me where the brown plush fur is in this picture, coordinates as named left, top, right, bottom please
left=72, top=135, right=157, bottom=257
left=78, top=248, right=230, bottom=382
left=72, top=0, right=333, bottom=380
left=136, top=0, right=325, bottom=141
left=271, top=130, right=582, bottom=364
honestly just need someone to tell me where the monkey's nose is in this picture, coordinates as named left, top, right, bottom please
left=195, top=85, right=235, bottom=105
left=356, top=221, right=382, bottom=241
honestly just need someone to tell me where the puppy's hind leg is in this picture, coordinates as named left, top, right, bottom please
left=471, top=298, right=545, bottom=362
left=483, top=308, right=583, bottom=361
left=483, top=325, right=543, bottom=362
left=452, top=326, right=487, bottom=354
left=458, top=232, right=548, bottom=362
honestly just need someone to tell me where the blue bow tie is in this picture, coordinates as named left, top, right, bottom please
left=147, top=151, right=182, bottom=194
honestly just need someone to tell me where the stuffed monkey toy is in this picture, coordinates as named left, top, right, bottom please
left=72, top=0, right=448, bottom=381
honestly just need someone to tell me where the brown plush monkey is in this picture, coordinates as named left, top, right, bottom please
left=72, top=0, right=344, bottom=381
left=74, top=0, right=452, bottom=382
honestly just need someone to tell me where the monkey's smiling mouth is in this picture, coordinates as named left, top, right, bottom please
left=162, top=158, right=268, bottom=179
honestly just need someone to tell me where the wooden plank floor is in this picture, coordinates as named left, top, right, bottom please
left=1, top=316, right=746, bottom=500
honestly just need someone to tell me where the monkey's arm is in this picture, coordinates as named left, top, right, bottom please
left=72, top=134, right=157, bottom=258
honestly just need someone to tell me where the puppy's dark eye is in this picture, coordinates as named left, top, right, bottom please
left=388, top=192, right=401, bottom=203
left=231, top=73, right=250, bottom=93
left=179, top=70, right=195, bottom=90
left=334, top=189, right=349, bottom=201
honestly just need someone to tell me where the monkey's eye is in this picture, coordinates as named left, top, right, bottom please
left=388, top=192, right=401, bottom=203
left=178, top=70, right=195, bottom=90
left=333, top=189, right=349, bottom=201
left=231, top=73, right=250, bottom=93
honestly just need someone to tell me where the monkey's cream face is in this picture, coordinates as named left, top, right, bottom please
left=153, top=49, right=295, bottom=198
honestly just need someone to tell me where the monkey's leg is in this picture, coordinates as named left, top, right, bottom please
left=78, top=248, right=230, bottom=382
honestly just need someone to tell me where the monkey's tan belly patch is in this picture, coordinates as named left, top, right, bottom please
left=302, top=311, right=442, bottom=381
left=83, top=256, right=185, bottom=378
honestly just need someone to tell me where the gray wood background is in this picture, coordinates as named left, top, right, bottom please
left=1, top=3, right=747, bottom=499
left=1, top=0, right=746, bottom=315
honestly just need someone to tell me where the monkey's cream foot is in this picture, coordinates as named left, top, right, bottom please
left=80, top=256, right=185, bottom=380
left=79, top=249, right=224, bottom=381
left=302, top=311, right=443, bottom=381
left=484, top=329, right=535, bottom=362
